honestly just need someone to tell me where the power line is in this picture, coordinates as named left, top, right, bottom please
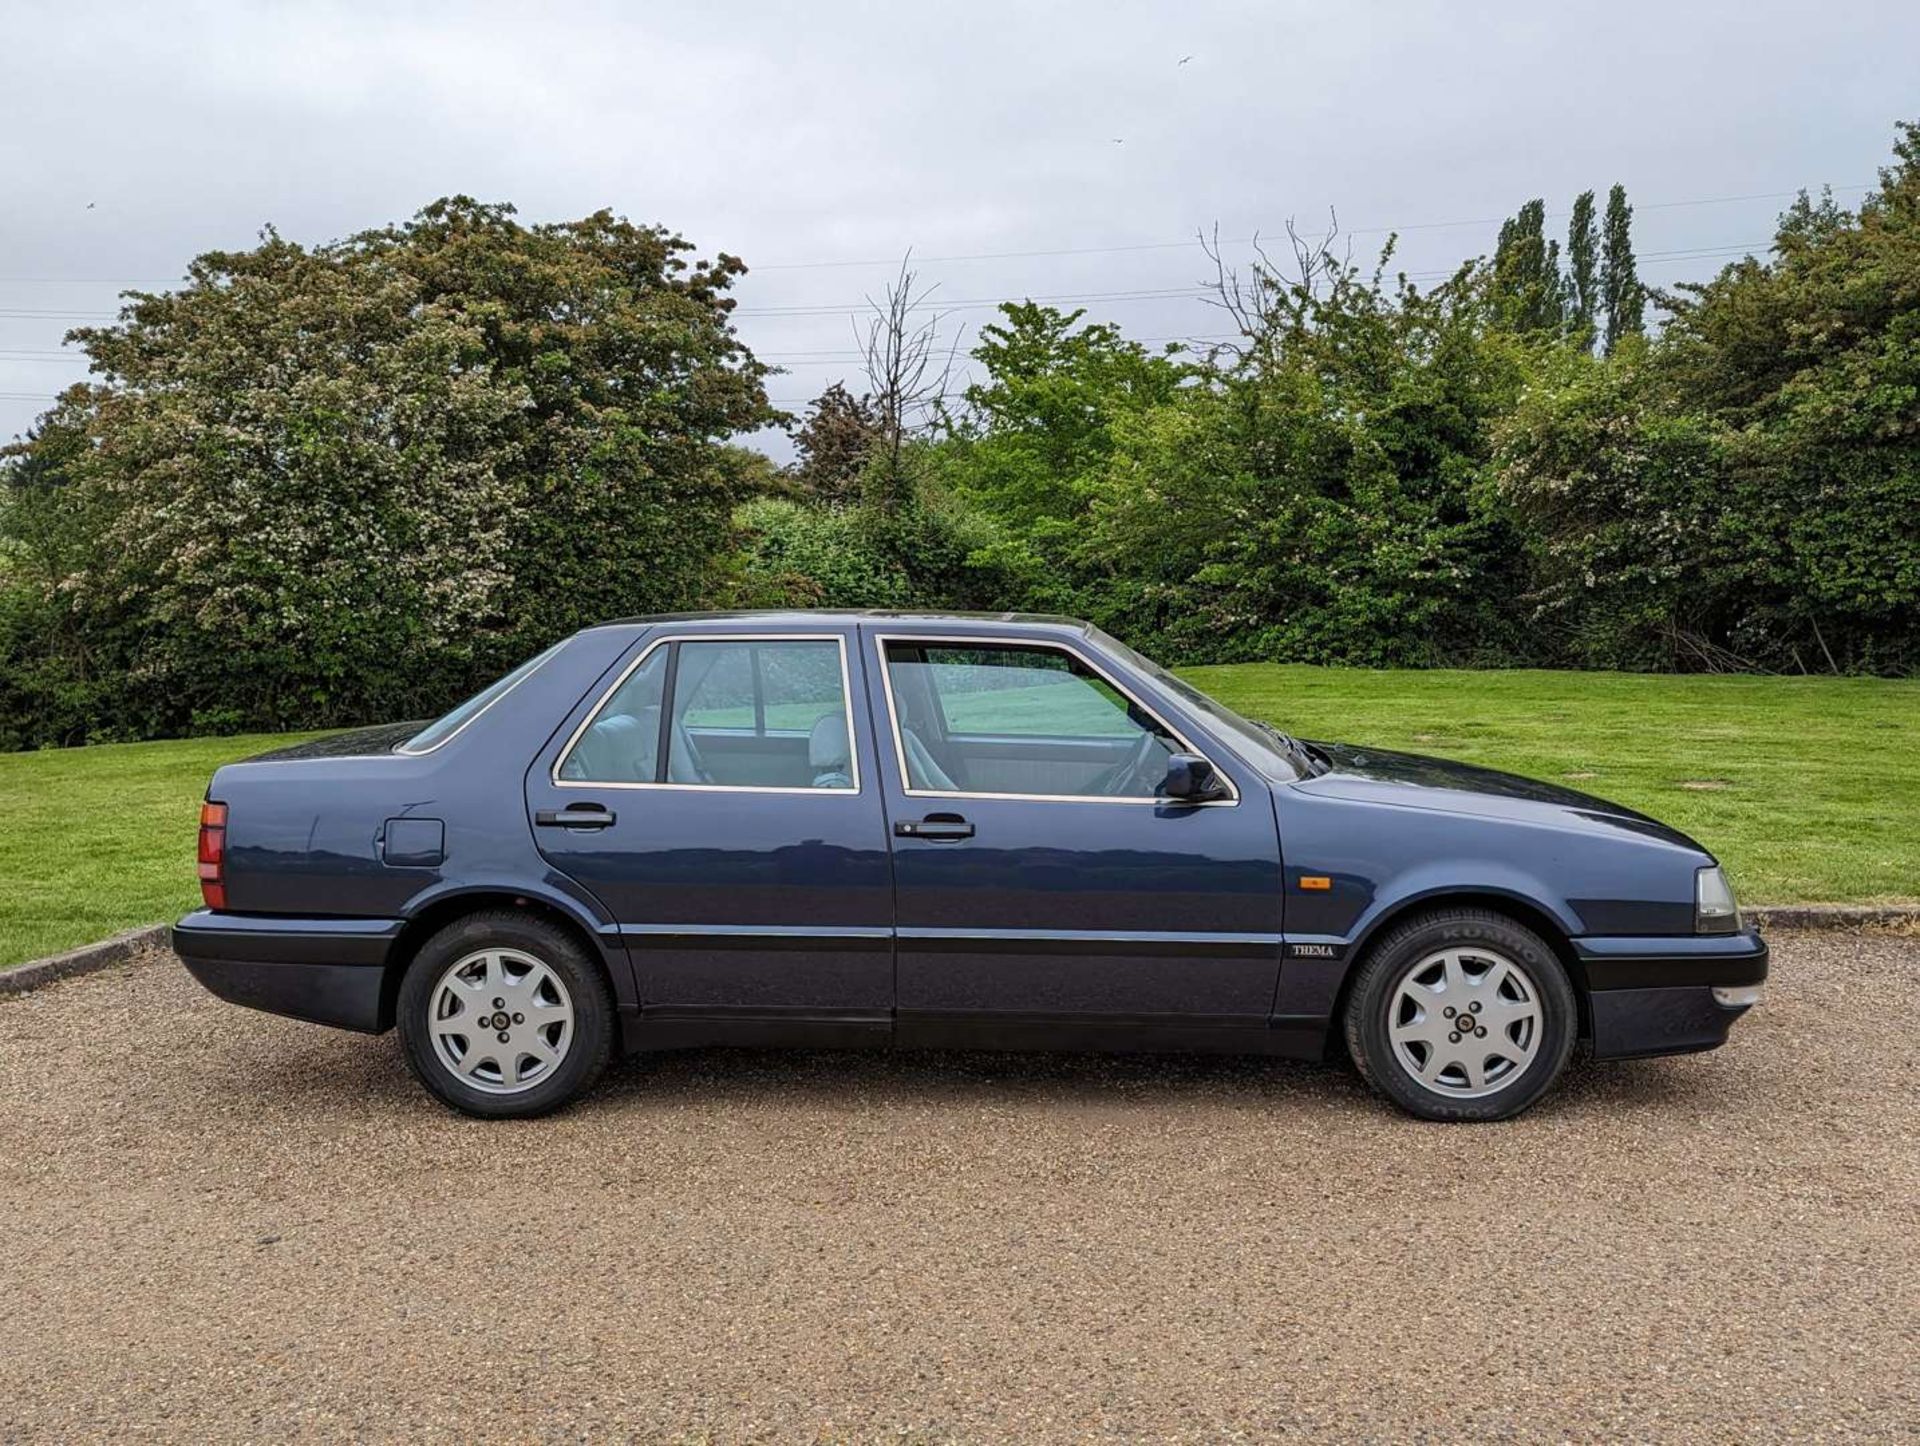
left=701, top=185, right=1873, bottom=272
left=0, top=183, right=1870, bottom=290
left=0, top=240, right=1795, bottom=406
left=0, top=235, right=1785, bottom=327
left=734, top=242, right=1774, bottom=321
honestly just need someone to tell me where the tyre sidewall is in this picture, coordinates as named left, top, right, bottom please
left=1348, top=912, right=1577, bottom=1122
left=398, top=912, right=614, bottom=1119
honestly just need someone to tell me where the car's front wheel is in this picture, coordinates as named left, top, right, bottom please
left=1343, top=907, right=1577, bottom=1122
left=397, top=910, right=615, bottom=1118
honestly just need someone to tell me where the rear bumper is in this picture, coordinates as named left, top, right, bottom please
left=172, top=910, right=404, bottom=1034
left=1575, top=930, right=1769, bottom=1060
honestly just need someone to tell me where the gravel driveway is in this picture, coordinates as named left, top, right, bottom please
left=3, top=931, right=1916, bottom=1443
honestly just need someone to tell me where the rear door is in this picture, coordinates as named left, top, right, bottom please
left=526, top=627, right=894, bottom=1029
left=865, top=629, right=1284, bottom=1043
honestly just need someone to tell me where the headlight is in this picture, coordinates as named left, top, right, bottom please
left=1695, top=865, right=1741, bottom=934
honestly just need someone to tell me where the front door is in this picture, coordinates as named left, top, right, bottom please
left=864, top=629, right=1284, bottom=1046
left=527, top=628, right=894, bottom=1033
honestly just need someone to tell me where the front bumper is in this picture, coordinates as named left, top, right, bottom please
left=1574, top=930, right=1770, bottom=1059
left=172, top=910, right=404, bottom=1033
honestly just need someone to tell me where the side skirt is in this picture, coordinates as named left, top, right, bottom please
left=621, top=1006, right=890, bottom=1053
left=618, top=1007, right=1329, bottom=1059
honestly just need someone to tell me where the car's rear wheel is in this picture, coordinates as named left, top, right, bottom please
left=1343, top=907, right=1577, bottom=1122
left=398, top=911, right=614, bottom=1118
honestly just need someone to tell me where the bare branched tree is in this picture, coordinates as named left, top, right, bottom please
left=1198, top=212, right=1351, bottom=363
left=858, top=255, right=958, bottom=511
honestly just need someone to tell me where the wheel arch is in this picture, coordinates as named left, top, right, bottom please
left=380, top=885, right=629, bottom=1030
left=1324, top=888, right=1592, bottom=1060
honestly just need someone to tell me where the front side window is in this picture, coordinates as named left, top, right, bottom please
left=559, top=637, right=856, bottom=791
left=880, top=641, right=1191, bottom=800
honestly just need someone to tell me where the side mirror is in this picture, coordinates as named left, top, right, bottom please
left=1163, top=752, right=1226, bottom=802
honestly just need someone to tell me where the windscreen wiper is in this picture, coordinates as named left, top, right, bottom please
left=1254, top=719, right=1324, bottom=776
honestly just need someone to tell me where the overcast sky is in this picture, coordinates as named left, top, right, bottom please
left=2, top=0, right=1912, bottom=450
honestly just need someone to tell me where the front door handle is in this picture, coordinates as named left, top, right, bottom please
left=895, top=815, right=974, bottom=841
left=536, top=804, right=616, bottom=829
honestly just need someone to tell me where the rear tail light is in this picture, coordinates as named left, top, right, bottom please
left=198, top=801, right=228, bottom=910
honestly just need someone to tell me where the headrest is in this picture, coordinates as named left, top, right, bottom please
left=561, top=708, right=656, bottom=783
left=808, top=711, right=850, bottom=769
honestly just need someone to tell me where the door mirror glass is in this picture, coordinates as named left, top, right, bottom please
left=1162, top=752, right=1226, bottom=801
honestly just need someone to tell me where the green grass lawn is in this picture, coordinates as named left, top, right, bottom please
left=0, top=732, right=323, bottom=968
left=0, top=667, right=1913, bottom=968
left=1190, top=665, right=1917, bottom=909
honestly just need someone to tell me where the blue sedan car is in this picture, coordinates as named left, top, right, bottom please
left=175, top=612, right=1767, bottom=1122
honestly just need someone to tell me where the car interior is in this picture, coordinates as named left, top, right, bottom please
left=881, top=642, right=1179, bottom=799
left=558, top=635, right=1183, bottom=798
left=559, top=639, right=856, bottom=790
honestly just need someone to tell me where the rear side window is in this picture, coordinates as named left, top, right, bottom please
left=398, top=643, right=562, bottom=755
left=557, top=636, right=857, bottom=791
left=556, top=647, right=668, bottom=782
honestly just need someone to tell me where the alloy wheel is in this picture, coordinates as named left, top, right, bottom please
left=427, top=948, right=575, bottom=1095
left=1386, top=945, right=1544, bottom=1098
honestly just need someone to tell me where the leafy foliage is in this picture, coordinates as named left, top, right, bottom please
left=789, top=383, right=880, bottom=504
left=0, top=199, right=771, bottom=746
left=726, top=485, right=1009, bottom=612
left=1493, top=199, right=1566, bottom=334
left=1503, top=128, right=1920, bottom=673
left=3, top=127, right=1917, bottom=755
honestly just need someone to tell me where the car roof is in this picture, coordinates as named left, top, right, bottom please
left=585, top=609, right=1096, bottom=635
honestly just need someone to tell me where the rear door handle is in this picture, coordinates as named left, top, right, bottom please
left=895, top=815, right=974, bottom=841
left=536, top=805, right=616, bottom=829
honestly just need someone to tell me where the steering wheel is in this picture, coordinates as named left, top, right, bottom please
left=1092, top=729, right=1162, bottom=797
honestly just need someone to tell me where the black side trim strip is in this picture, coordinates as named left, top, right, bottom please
left=1583, top=952, right=1769, bottom=991
left=899, top=930, right=1281, bottom=960
left=171, top=918, right=400, bottom=968
left=621, top=927, right=892, bottom=953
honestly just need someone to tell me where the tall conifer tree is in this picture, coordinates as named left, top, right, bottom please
left=1601, top=183, right=1644, bottom=353
left=1492, top=199, right=1565, bottom=333
left=1565, top=189, right=1600, bottom=346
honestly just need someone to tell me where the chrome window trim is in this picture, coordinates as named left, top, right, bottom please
left=395, top=642, right=565, bottom=757
left=871, top=632, right=1240, bottom=807
left=551, top=632, right=862, bottom=794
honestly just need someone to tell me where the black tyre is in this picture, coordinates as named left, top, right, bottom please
left=397, top=910, right=615, bottom=1119
left=1343, top=907, right=1577, bottom=1122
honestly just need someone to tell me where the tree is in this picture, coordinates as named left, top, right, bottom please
left=949, top=302, right=1191, bottom=528
left=1601, top=183, right=1644, bottom=353
left=1502, top=124, right=1920, bottom=673
left=789, top=383, right=880, bottom=504
left=1565, top=190, right=1600, bottom=346
left=0, top=198, right=773, bottom=744
left=1077, top=238, right=1533, bottom=664
left=1492, top=199, right=1565, bottom=334
left=859, top=259, right=953, bottom=512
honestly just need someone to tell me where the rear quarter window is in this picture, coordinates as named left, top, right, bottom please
left=398, top=643, right=563, bottom=754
